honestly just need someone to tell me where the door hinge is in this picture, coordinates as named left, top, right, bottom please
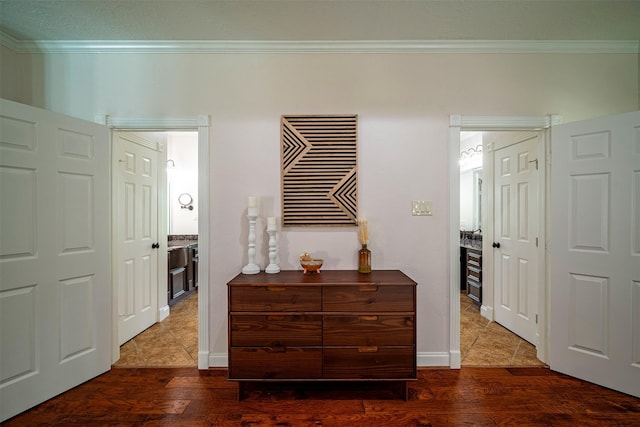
left=535, top=314, right=538, bottom=324
left=535, top=237, right=538, bottom=247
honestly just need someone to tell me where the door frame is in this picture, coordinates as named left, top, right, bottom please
left=448, top=115, right=560, bottom=368
left=97, top=114, right=210, bottom=369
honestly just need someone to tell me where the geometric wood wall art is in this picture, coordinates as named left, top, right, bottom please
left=281, top=114, right=358, bottom=226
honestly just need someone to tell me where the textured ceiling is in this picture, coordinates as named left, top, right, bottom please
left=1, top=0, right=639, bottom=42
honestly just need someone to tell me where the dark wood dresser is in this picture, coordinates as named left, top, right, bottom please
left=227, top=270, right=417, bottom=399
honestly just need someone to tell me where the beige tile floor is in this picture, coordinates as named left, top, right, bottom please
left=460, top=292, right=546, bottom=367
left=113, top=291, right=198, bottom=367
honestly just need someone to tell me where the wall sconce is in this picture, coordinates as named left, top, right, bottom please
left=178, top=193, right=194, bottom=210
left=459, top=145, right=483, bottom=171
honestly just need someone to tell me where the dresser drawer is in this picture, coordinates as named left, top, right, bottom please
left=229, top=347, right=322, bottom=379
left=230, top=286, right=321, bottom=312
left=323, top=285, right=414, bottom=312
left=323, top=315, right=414, bottom=346
left=323, top=347, right=415, bottom=379
left=230, top=315, right=322, bottom=346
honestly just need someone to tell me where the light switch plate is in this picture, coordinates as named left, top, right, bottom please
left=412, top=200, right=432, bottom=216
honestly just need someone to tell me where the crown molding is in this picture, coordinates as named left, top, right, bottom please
left=95, top=115, right=203, bottom=130
left=1, top=32, right=638, bottom=54
left=450, top=115, right=563, bottom=131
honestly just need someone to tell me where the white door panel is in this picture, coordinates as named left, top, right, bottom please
left=0, top=99, right=110, bottom=421
left=493, top=135, right=539, bottom=344
left=550, top=110, right=640, bottom=397
left=114, top=132, right=159, bottom=345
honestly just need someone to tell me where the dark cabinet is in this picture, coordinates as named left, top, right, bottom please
left=168, top=244, right=198, bottom=305
left=465, top=248, right=482, bottom=305
left=189, top=244, right=198, bottom=289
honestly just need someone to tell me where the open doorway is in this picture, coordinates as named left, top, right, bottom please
left=113, top=131, right=199, bottom=367
left=459, top=131, right=545, bottom=367
left=449, top=115, right=556, bottom=369
left=102, top=114, right=210, bottom=370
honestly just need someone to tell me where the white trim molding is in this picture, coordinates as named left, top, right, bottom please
left=417, top=352, right=451, bottom=368
left=97, top=115, right=209, bottom=130
left=209, top=353, right=228, bottom=368
left=2, top=32, right=638, bottom=54
left=458, top=115, right=562, bottom=131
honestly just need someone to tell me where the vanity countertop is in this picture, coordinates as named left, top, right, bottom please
left=168, top=240, right=198, bottom=248
left=168, top=235, right=198, bottom=249
left=461, top=242, right=482, bottom=250
left=460, top=231, right=482, bottom=250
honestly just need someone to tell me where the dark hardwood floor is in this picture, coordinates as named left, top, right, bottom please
left=4, top=367, right=639, bottom=426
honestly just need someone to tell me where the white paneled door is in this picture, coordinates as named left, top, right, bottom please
left=493, top=134, right=539, bottom=345
left=114, top=132, right=159, bottom=345
left=0, top=99, right=111, bottom=421
left=550, top=111, right=640, bottom=397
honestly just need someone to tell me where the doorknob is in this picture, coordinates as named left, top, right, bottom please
left=492, top=242, right=501, bottom=248
left=151, top=242, right=159, bottom=249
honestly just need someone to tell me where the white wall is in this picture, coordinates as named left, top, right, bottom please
left=2, top=50, right=637, bottom=362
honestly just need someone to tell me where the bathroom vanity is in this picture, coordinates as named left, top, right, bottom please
left=168, top=236, right=198, bottom=305
left=460, top=231, right=482, bottom=305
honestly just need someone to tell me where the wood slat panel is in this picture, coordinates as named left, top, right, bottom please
left=282, top=114, right=357, bottom=226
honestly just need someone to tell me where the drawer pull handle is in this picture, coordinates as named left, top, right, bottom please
left=358, top=285, right=378, bottom=292
left=266, top=315, right=286, bottom=321
left=359, top=315, right=378, bottom=321
left=358, top=346, right=378, bottom=353
left=267, top=345, right=286, bottom=353
left=267, top=286, right=287, bottom=292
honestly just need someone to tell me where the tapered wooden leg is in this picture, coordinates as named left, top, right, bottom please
left=237, top=382, right=245, bottom=401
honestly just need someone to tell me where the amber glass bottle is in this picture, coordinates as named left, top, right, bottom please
left=358, top=244, right=371, bottom=273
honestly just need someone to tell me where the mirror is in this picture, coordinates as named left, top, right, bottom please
left=460, top=132, right=483, bottom=233
left=461, top=166, right=482, bottom=232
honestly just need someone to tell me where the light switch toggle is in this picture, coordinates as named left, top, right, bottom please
left=412, top=200, right=432, bottom=216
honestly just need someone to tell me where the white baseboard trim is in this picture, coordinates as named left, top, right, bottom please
left=158, top=305, right=170, bottom=322
left=198, top=352, right=213, bottom=370
left=449, top=350, right=461, bottom=369
left=208, top=352, right=228, bottom=368
left=416, top=352, right=451, bottom=367
left=481, top=304, right=494, bottom=321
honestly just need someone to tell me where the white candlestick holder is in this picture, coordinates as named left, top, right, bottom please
left=265, top=223, right=280, bottom=274
left=242, top=207, right=260, bottom=274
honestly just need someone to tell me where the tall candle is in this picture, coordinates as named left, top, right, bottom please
left=267, top=216, right=276, bottom=228
left=248, top=196, right=257, bottom=208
